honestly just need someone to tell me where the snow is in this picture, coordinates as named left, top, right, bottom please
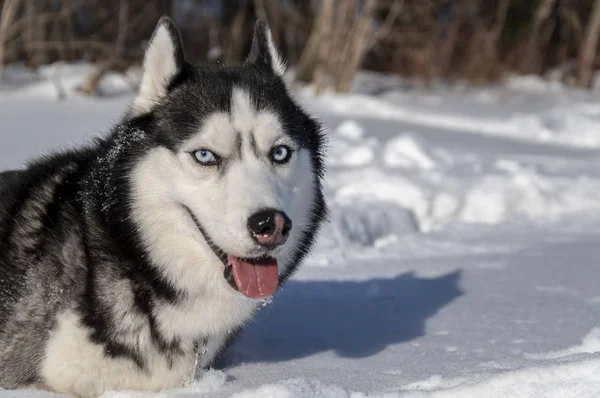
left=382, top=134, right=436, bottom=170
left=2, top=66, right=600, bottom=397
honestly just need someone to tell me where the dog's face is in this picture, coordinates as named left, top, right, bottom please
left=128, top=18, right=325, bottom=300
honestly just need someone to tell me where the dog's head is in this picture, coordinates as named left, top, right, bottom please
left=126, top=18, right=326, bottom=300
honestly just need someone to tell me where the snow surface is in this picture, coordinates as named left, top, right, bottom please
left=2, top=65, right=600, bottom=397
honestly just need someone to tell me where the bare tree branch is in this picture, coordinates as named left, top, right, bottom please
left=0, top=0, right=21, bottom=80
left=577, top=0, right=600, bottom=87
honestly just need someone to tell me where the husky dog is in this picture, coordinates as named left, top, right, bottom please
left=0, top=17, right=326, bottom=397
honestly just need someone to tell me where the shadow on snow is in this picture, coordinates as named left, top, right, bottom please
left=223, top=270, right=463, bottom=364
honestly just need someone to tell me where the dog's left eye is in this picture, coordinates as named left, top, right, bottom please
left=270, top=145, right=293, bottom=164
left=193, top=149, right=219, bottom=166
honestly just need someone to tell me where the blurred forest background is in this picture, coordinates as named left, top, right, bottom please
left=1, top=0, right=600, bottom=95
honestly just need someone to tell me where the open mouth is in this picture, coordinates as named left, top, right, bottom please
left=184, top=206, right=279, bottom=299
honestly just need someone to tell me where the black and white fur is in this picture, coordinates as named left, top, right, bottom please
left=0, top=17, right=326, bottom=397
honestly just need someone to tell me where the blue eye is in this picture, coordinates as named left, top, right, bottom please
left=270, top=145, right=293, bottom=164
left=193, top=149, right=219, bottom=166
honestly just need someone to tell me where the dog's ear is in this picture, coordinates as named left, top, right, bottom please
left=244, top=20, right=285, bottom=77
left=132, top=17, right=185, bottom=116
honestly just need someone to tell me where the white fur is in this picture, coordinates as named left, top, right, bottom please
left=132, top=23, right=179, bottom=116
left=263, top=26, right=286, bottom=77
left=41, top=311, right=196, bottom=398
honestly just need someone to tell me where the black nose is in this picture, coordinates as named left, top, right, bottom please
left=248, top=209, right=292, bottom=247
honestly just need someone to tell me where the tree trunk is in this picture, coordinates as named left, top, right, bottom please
left=225, top=6, right=247, bottom=64
left=336, top=0, right=377, bottom=92
left=521, top=0, right=557, bottom=73
left=312, top=0, right=334, bottom=94
left=577, top=0, right=600, bottom=88
left=23, top=0, right=35, bottom=67
left=0, top=0, right=21, bottom=81
left=295, top=0, right=334, bottom=83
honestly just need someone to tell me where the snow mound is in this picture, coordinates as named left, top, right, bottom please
left=383, top=134, right=436, bottom=170
left=230, top=379, right=359, bottom=398
left=328, top=121, right=376, bottom=167
left=526, top=328, right=600, bottom=361
left=96, top=370, right=227, bottom=398
left=401, top=327, right=600, bottom=397
left=0, top=63, right=135, bottom=99
left=336, top=120, right=365, bottom=141
left=339, top=146, right=375, bottom=167
left=504, top=74, right=563, bottom=94
left=310, top=88, right=600, bottom=149
left=0, top=390, right=65, bottom=398
left=458, top=170, right=600, bottom=224
left=189, top=369, right=229, bottom=393
left=325, top=118, right=600, bottom=230
left=403, top=357, right=600, bottom=398
left=327, top=200, right=419, bottom=246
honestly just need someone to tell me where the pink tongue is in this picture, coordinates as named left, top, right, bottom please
left=228, top=255, right=278, bottom=299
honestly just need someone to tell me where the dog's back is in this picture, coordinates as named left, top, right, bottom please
left=0, top=159, right=90, bottom=388
left=0, top=169, right=29, bottom=311
left=0, top=170, right=27, bottom=225
left=0, top=168, right=41, bottom=386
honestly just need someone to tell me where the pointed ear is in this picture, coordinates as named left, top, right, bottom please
left=132, top=17, right=185, bottom=116
left=244, top=20, right=285, bottom=77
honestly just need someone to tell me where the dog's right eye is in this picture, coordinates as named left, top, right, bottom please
left=193, top=149, right=219, bottom=166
